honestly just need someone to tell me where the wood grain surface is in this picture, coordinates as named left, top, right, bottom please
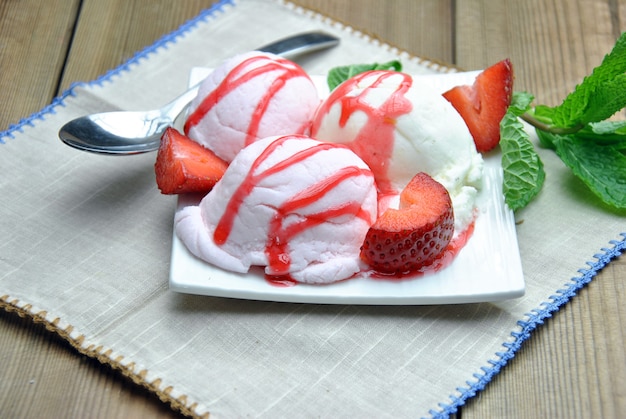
left=1, top=1, right=624, bottom=418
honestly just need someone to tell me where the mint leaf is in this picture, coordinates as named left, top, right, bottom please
left=549, top=32, right=626, bottom=128
left=327, top=60, right=402, bottom=91
left=588, top=119, right=626, bottom=136
left=581, top=74, right=626, bottom=123
left=547, top=133, right=626, bottom=209
left=536, top=118, right=626, bottom=148
left=508, top=91, right=535, bottom=116
left=583, top=120, right=626, bottom=147
left=500, top=92, right=545, bottom=211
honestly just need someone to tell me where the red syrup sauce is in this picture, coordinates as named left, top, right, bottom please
left=265, top=274, right=298, bottom=288
left=310, top=70, right=414, bottom=197
left=184, top=56, right=309, bottom=145
left=210, top=135, right=375, bottom=285
left=265, top=220, right=476, bottom=287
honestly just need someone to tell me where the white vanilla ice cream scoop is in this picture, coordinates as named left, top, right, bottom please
left=184, top=51, right=320, bottom=163
left=175, top=134, right=378, bottom=284
left=310, top=70, right=483, bottom=235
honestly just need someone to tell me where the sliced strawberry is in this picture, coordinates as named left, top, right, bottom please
left=155, top=127, right=228, bottom=195
left=360, top=172, right=454, bottom=274
left=442, top=58, right=513, bottom=153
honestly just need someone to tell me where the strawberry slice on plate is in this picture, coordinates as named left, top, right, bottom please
left=443, top=58, right=513, bottom=153
left=360, top=172, right=454, bottom=274
left=155, top=127, right=228, bottom=195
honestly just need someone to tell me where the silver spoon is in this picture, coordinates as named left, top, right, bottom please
left=59, top=31, right=339, bottom=155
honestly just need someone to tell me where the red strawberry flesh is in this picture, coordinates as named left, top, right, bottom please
left=155, top=127, right=228, bottom=195
left=360, top=172, right=454, bottom=274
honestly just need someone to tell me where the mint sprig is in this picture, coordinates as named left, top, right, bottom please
left=503, top=31, right=626, bottom=211
left=327, top=60, right=402, bottom=91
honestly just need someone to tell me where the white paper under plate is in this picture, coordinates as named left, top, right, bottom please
left=169, top=70, right=525, bottom=305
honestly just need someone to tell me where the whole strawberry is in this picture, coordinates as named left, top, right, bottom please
left=360, top=172, right=454, bottom=274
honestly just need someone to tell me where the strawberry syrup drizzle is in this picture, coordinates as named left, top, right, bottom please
left=211, top=135, right=375, bottom=283
left=267, top=221, right=476, bottom=287
left=184, top=56, right=306, bottom=145
left=266, top=167, right=373, bottom=277
left=311, top=70, right=413, bottom=197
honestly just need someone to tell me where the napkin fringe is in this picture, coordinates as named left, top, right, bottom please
left=0, top=89, right=77, bottom=143
left=0, top=294, right=204, bottom=418
left=430, top=232, right=626, bottom=419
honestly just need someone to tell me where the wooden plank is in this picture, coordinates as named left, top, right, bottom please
left=58, top=0, right=223, bottom=91
left=0, top=312, right=178, bottom=418
left=292, top=0, right=454, bottom=65
left=454, top=0, right=621, bottom=105
left=454, top=1, right=626, bottom=417
left=0, top=0, right=79, bottom=131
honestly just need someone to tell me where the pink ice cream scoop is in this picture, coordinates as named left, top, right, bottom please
left=183, top=51, right=320, bottom=163
left=175, top=134, right=378, bottom=284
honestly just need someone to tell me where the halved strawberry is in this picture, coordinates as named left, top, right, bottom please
left=155, top=127, right=228, bottom=195
left=442, top=58, right=513, bottom=153
left=360, top=172, right=454, bottom=274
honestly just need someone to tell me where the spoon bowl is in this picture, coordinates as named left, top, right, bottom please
left=59, top=32, right=339, bottom=155
left=60, top=110, right=175, bottom=155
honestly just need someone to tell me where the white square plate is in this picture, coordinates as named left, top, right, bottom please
left=169, top=71, right=525, bottom=305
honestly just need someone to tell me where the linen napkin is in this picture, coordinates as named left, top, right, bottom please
left=1, top=0, right=624, bottom=418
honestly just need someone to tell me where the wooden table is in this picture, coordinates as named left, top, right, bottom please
left=1, top=1, right=624, bottom=417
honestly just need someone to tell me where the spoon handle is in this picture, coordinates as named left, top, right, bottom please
left=259, top=31, right=340, bottom=57
left=161, top=31, right=340, bottom=121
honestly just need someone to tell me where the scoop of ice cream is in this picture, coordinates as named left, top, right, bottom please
left=175, top=134, right=378, bottom=284
left=310, top=70, right=483, bottom=235
left=184, top=51, right=320, bottom=163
